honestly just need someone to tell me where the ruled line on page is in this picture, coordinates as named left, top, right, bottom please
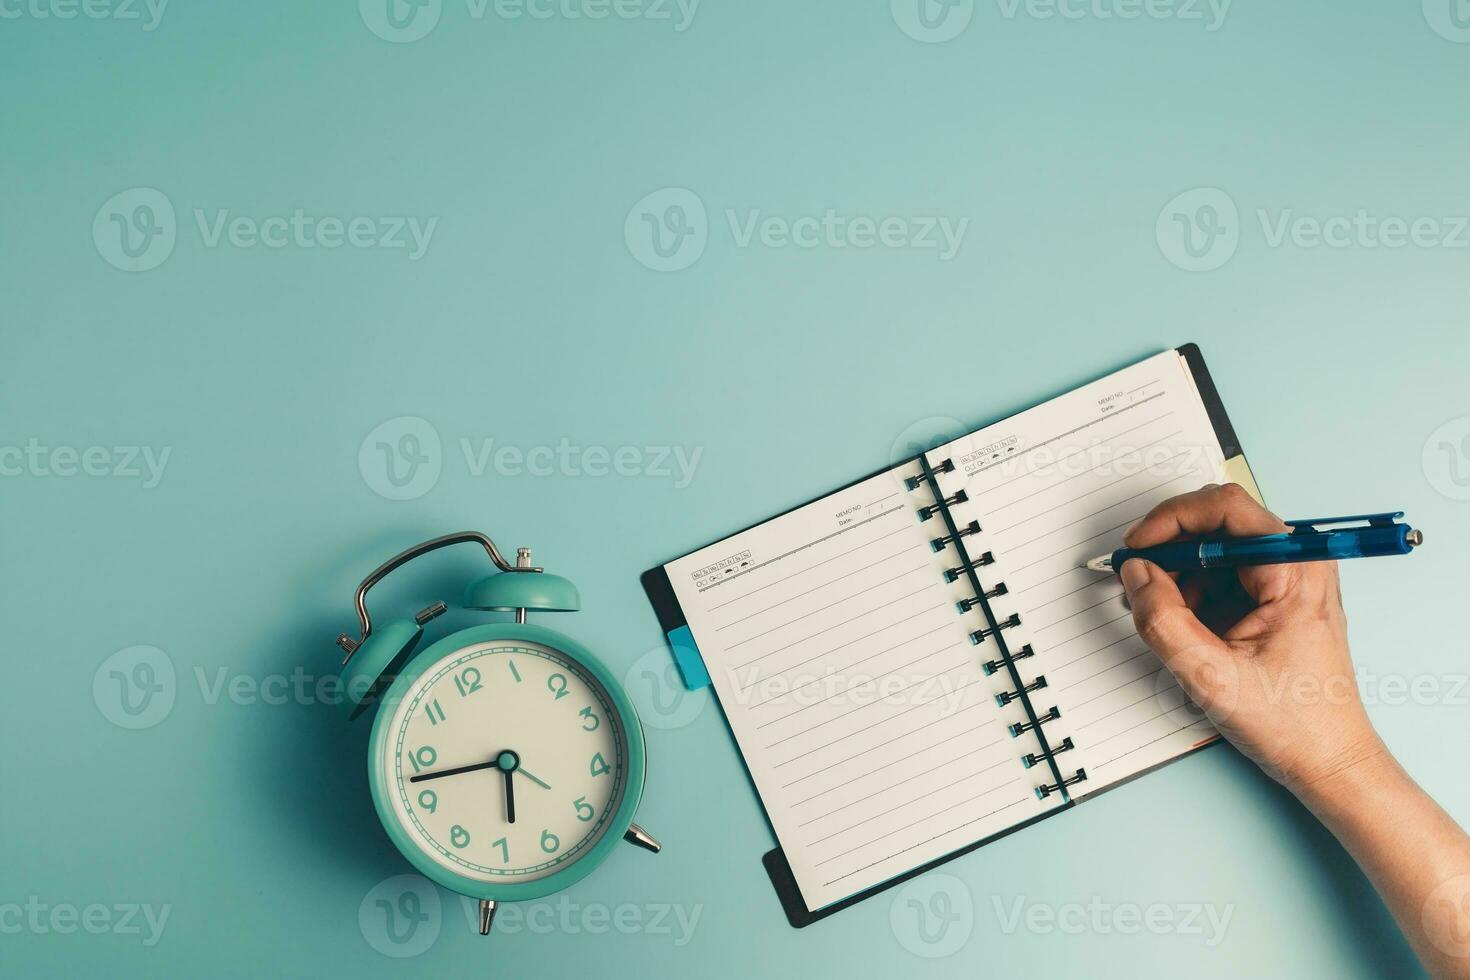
left=1065, top=667, right=1165, bottom=711
left=763, top=661, right=975, bottom=751
left=1019, top=564, right=1099, bottom=594
left=964, top=395, right=1172, bottom=491
left=1028, top=590, right=1126, bottom=632
left=821, top=797, right=1034, bottom=887
left=1052, top=650, right=1154, bottom=695
left=706, top=525, right=916, bottom=612
left=1021, top=575, right=1115, bottom=616
left=995, top=472, right=1196, bottom=552
left=729, top=584, right=944, bottom=668
left=1084, top=710, right=1191, bottom=752
left=1039, top=610, right=1134, bottom=650
left=696, top=504, right=909, bottom=596
left=982, top=429, right=1185, bottom=520
left=806, top=756, right=1019, bottom=847
left=722, top=565, right=931, bottom=643
left=774, top=693, right=986, bottom=775
left=746, top=621, right=957, bottom=708
left=1088, top=722, right=1199, bottom=771
left=713, top=546, right=927, bottom=627
left=1074, top=684, right=1183, bottom=734
left=792, top=737, right=1007, bottom=817
left=754, top=641, right=969, bottom=729
left=733, top=603, right=951, bottom=690
left=817, top=787, right=1029, bottom=869
left=1048, top=633, right=1138, bottom=671
left=1004, top=517, right=1147, bottom=575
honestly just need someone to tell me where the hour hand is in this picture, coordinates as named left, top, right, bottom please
left=493, top=750, right=521, bottom=823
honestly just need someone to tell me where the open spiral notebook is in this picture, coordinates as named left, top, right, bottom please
left=642, top=345, right=1262, bottom=926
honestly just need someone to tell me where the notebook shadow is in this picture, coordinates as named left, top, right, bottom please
left=1216, top=749, right=1425, bottom=977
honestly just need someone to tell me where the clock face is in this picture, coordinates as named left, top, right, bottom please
left=380, top=640, right=629, bottom=883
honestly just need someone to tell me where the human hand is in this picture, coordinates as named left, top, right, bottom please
left=1118, top=483, right=1388, bottom=797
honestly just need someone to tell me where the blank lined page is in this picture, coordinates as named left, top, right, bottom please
left=665, top=468, right=1062, bottom=912
left=926, top=351, right=1229, bottom=798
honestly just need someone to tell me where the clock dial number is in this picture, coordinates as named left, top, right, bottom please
left=450, top=825, right=471, bottom=849
left=573, top=796, right=595, bottom=822
left=492, top=837, right=509, bottom=863
left=417, top=789, right=438, bottom=814
left=453, top=667, right=483, bottom=697
left=408, top=746, right=437, bottom=773
left=590, top=752, right=610, bottom=778
left=424, top=699, right=446, bottom=725
left=579, top=706, right=600, bottom=731
left=540, top=830, right=561, bottom=854
left=547, top=673, right=569, bottom=700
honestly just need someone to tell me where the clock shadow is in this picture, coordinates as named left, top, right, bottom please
left=252, top=527, right=515, bottom=876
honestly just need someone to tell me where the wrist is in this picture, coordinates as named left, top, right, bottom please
left=1287, top=732, right=1400, bottom=816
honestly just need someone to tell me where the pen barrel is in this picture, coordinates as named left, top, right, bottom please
left=1112, top=541, right=1201, bottom=572
left=1203, top=525, right=1414, bottom=568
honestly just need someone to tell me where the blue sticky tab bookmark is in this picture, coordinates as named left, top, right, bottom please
left=667, top=625, right=711, bottom=691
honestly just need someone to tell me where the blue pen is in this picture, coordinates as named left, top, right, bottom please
left=1083, top=512, right=1424, bottom=574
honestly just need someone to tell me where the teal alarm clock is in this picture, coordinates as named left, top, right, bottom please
left=334, top=531, right=660, bottom=938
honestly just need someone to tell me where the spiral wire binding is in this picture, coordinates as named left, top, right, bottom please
left=996, top=675, right=1048, bottom=707
left=969, top=612, right=1021, bottom=645
left=918, top=489, right=968, bottom=521
left=1009, top=705, right=1061, bottom=737
left=944, top=551, right=994, bottom=582
left=930, top=520, right=981, bottom=552
left=982, top=643, right=1034, bottom=676
left=1036, top=769, right=1088, bottom=800
left=1022, top=736, right=1074, bottom=769
left=909, top=456, right=1089, bottom=801
left=904, top=458, right=954, bottom=490
left=957, top=583, right=1008, bottom=612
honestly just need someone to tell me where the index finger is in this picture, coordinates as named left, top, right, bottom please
left=1124, top=483, right=1287, bottom=548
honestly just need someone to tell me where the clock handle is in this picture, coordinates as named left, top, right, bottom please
left=338, top=531, right=541, bottom=656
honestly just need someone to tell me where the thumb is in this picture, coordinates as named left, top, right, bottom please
left=1119, top=559, right=1225, bottom=672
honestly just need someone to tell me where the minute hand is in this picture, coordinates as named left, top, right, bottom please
left=410, top=760, right=499, bottom=783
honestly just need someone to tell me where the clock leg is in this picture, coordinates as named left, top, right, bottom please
left=478, top=899, right=497, bottom=936
left=623, top=823, right=662, bottom=854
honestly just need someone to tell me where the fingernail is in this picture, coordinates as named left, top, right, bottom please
left=1120, top=559, right=1150, bottom=593
left=1122, top=518, right=1144, bottom=544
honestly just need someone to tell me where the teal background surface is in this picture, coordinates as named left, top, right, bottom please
left=2, top=1, right=1468, bottom=976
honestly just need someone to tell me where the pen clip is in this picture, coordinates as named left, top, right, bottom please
left=1284, top=512, right=1406, bottom=535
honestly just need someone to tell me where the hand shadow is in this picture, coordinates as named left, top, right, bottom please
left=1214, top=748, right=1424, bottom=977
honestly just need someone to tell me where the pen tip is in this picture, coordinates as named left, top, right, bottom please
left=1082, top=556, right=1113, bottom=573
